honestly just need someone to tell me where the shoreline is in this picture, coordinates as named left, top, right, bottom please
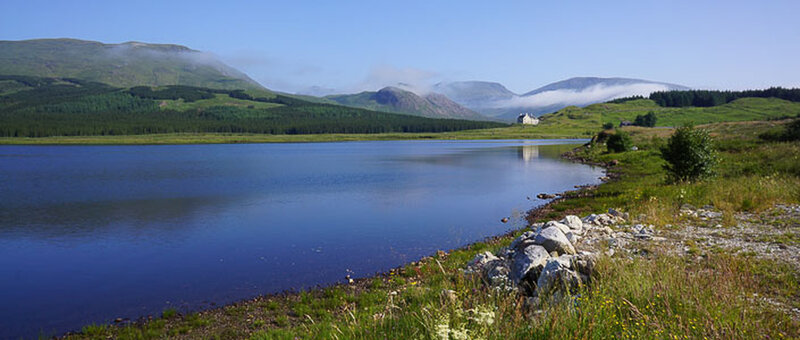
left=0, top=129, right=585, bottom=146
left=55, top=147, right=607, bottom=339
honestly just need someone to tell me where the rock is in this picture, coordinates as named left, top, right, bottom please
left=560, top=215, right=584, bottom=233
left=537, top=193, right=557, bottom=199
left=501, top=217, right=509, bottom=223
left=608, top=208, right=624, bottom=219
left=572, top=254, right=597, bottom=277
left=485, top=261, right=512, bottom=286
left=565, top=232, right=580, bottom=245
left=466, top=251, right=499, bottom=273
left=509, top=231, right=536, bottom=250
left=609, top=159, right=619, bottom=166
left=607, top=237, right=629, bottom=249
left=536, top=256, right=581, bottom=295
left=631, top=224, right=655, bottom=239
left=699, top=211, right=723, bottom=219
left=511, top=244, right=550, bottom=284
left=534, top=226, right=576, bottom=255
left=583, top=213, right=615, bottom=226
left=545, top=221, right=571, bottom=235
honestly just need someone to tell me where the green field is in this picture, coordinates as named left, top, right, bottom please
left=531, top=97, right=800, bottom=137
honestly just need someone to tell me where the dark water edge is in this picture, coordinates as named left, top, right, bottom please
left=0, top=140, right=602, bottom=339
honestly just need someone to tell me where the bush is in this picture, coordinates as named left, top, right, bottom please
left=784, top=118, right=800, bottom=141
left=660, top=125, right=718, bottom=182
left=602, top=122, right=614, bottom=130
left=633, top=112, right=657, bottom=127
left=607, top=131, right=633, bottom=153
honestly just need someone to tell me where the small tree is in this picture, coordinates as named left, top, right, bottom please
left=784, top=118, right=800, bottom=141
left=634, top=112, right=657, bottom=127
left=660, top=125, right=718, bottom=182
left=602, top=122, right=614, bottom=130
left=607, top=131, right=633, bottom=153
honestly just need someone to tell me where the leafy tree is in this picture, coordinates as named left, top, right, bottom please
left=633, top=112, right=657, bottom=127
left=660, top=125, right=718, bottom=182
left=602, top=122, right=614, bottom=130
left=607, top=131, right=633, bottom=153
left=784, top=118, right=800, bottom=141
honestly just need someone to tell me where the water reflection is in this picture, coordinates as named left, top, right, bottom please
left=518, top=145, right=540, bottom=162
left=0, top=140, right=601, bottom=339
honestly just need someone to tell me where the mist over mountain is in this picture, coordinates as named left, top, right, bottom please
left=0, top=38, right=265, bottom=90
left=326, top=86, right=491, bottom=121
left=434, top=77, right=690, bottom=121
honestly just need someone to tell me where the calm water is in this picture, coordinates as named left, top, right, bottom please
left=0, top=140, right=602, bottom=338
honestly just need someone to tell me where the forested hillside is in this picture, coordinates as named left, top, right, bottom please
left=610, top=87, right=800, bottom=107
left=0, top=76, right=506, bottom=137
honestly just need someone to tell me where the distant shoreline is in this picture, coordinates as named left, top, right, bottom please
left=0, top=129, right=583, bottom=145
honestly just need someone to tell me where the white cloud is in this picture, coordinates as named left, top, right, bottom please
left=495, top=83, right=671, bottom=108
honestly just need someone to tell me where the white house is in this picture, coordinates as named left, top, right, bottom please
left=517, top=113, right=540, bottom=125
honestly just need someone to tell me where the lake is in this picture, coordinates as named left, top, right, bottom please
left=0, top=140, right=602, bottom=338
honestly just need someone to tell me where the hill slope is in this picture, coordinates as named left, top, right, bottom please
left=0, top=38, right=264, bottom=91
left=326, top=86, right=491, bottom=121
left=0, top=75, right=505, bottom=137
left=527, top=97, right=800, bottom=137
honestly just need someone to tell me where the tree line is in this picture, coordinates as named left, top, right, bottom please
left=649, top=87, right=800, bottom=107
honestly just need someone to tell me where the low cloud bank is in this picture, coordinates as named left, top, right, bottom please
left=495, top=83, right=671, bottom=108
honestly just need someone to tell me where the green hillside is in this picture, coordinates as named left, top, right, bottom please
left=0, top=38, right=264, bottom=91
left=0, top=75, right=506, bottom=138
left=529, top=97, right=800, bottom=137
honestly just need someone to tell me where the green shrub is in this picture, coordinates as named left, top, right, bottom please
left=602, top=122, right=614, bottom=130
left=607, top=131, right=633, bottom=153
left=661, top=125, right=718, bottom=182
left=784, top=118, right=800, bottom=141
left=633, top=111, right=657, bottom=127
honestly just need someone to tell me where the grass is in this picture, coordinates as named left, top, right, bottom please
left=157, top=93, right=283, bottom=111
left=60, top=119, right=800, bottom=339
left=0, top=125, right=587, bottom=145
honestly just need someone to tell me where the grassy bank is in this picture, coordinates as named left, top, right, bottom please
left=0, top=125, right=584, bottom=145
left=64, top=119, right=799, bottom=339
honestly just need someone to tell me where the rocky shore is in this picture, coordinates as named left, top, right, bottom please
left=465, top=204, right=800, bottom=320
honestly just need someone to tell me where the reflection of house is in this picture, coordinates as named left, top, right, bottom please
left=517, top=113, right=540, bottom=125
left=518, top=145, right=540, bottom=162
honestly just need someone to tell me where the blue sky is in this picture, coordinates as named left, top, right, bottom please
left=1, top=0, right=799, bottom=94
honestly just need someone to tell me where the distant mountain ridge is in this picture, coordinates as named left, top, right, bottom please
left=433, top=77, right=691, bottom=121
left=326, top=86, right=491, bottom=121
left=0, top=38, right=265, bottom=91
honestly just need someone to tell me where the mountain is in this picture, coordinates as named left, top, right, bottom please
left=432, top=81, right=517, bottom=109
left=326, top=86, right=491, bottom=121
left=0, top=38, right=264, bottom=91
left=0, top=75, right=506, bottom=138
left=433, top=77, right=690, bottom=121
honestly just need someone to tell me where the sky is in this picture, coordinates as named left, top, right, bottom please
left=1, top=0, right=799, bottom=94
